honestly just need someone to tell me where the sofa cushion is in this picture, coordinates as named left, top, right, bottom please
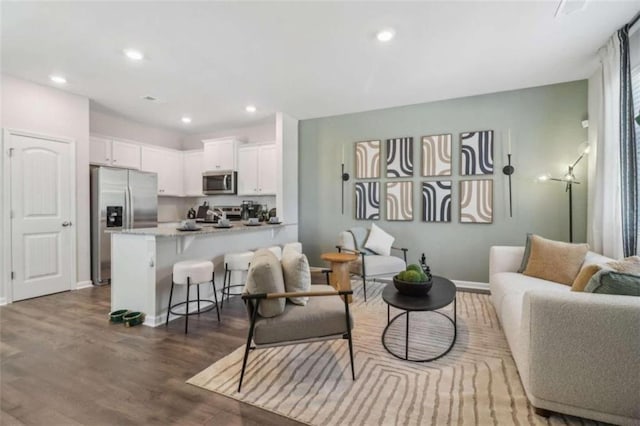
left=350, top=254, right=406, bottom=277
left=245, top=249, right=286, bottom=318
left=522, top=235, right=589, bottom=285
left=253, top=285, right=353, bottom=345
left=584, top=270, right=640, bottom=296
left=281, top=249, right=311, bottom=305
left=364, top=223, right=395, bottom=256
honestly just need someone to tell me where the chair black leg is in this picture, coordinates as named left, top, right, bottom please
left=239, top=299, right=260, bottom=392
left=212, top=272, right=220, bottom=322
left=363, top=278, right=367, bottom=302
left=221, top=267, right=228, bottom=309
left=197, top=284, right=201, bottom=313
left=185, top=277, right=190, bottom=334
left=166, top=277, right=175, bottom=327
left=344, top=298, right=355, bottom=380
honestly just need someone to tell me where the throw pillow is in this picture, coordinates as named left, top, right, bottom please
left=522, top=235, right=589, bottom=285
left=571, top=264, right=602, bottom=292
left=364, top=223, right=394, bottom=256
left=517, top=233, right=533, bottom=273
left=606, top=256, right=640, bottom=275
left=281, top=250, right=311, bottom=305
left=584, top=270, right=640, bottom=296
left=245, top=249, right=286, bottom=317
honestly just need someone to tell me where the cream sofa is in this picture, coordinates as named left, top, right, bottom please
left=489, top=246, right=640, bottom=425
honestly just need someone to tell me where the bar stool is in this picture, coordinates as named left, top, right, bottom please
left=166, top=259, right=220, bottom=334
left=222, top=251, right=254, bottom=308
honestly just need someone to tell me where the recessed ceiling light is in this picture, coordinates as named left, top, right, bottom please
left=376, top=29, right=395, bottom=42
left=49, top=75, right=67, bottom=84
left=181, top=116, right=192, bottom=124
left=245, top=105, right=257, bottom=113
left=123, top=49, right=144, bottom=61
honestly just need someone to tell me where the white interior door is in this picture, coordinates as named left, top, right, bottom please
left=9, top=132, right=75, bottom=301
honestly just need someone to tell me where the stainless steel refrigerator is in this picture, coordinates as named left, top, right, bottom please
left=90, top=166, right=158, bottom=285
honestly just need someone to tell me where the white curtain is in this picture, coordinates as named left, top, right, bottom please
left=587, top=35, right=624, bottom=259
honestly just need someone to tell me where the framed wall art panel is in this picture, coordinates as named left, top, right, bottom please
left=422, top=180, right=452, bottom=222
left=355, top=181, right=380, bottom=220
left=386, top=137, right=413, bottom=177
left=386, top=181, right=413, bottom=221
left=355, top=140, right=381, bottom=179
left=459, top=179, right=493, bottom=224
left=421, top=134, right=452, bottom=176
left=460, top=130, right=493, bottom=175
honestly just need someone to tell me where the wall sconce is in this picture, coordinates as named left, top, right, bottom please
left=341, top=146, right=350, bottom=215
left=502, top=129, right=515, bottom=217
left=537, top=142, right=590, bottom=242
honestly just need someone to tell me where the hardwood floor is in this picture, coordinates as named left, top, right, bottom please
left=0, top=286, right=303, bottom=425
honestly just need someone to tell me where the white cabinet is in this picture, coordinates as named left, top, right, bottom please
left=237, top=144, right=277, bottom=195
left=111, top=140, right=141, bottom=169
left=141, top=146, right=183, bottom=196
left=182, top=150, right=204, bottom=197
left=203, top=138, right=240, bottom=171
left=89, top=136, right=112, bottom=166
left=89, top=135, right=140, bottom=169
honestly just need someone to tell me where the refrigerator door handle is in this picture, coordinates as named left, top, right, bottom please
left=126, top=185, right=133, bottom=229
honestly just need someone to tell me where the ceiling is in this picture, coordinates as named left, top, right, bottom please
left=2, top=1, right=639, bottom=134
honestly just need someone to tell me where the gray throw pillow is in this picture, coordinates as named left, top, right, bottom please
left=518, top=233, right=533, bottom=273
left=245, top=249, right=286, bottom=317
left=584, top=270, right=640, bottom=296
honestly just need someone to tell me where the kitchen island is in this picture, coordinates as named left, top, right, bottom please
left=108, top=223, right=297, bottom=326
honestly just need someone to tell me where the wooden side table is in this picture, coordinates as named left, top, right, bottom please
left=320, top=252, right=358, bottom=303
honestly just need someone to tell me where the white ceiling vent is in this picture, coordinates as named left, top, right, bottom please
left=141, top=95, right=159, bottom=102
left=555, top=0, right=588, bottom=18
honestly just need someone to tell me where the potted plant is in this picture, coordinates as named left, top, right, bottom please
left=393, top=264, right=433, bottom=297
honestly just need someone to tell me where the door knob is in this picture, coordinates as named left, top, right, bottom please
left=62, top=221, right=72, bottom=227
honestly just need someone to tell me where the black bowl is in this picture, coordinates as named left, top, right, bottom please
left=393, top=275, right=433, bottom=297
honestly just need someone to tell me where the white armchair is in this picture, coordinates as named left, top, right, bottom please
left=336, top=228, right=407, bottom=301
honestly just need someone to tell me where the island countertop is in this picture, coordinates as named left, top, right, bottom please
left=107, top=222, right=285, bottom=237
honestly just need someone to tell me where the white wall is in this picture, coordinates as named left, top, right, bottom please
left=181, top=119, right=276, bottom=150
left=1, top=74, right=91, bottom=296
left=90, top=108, right=183, bottom=150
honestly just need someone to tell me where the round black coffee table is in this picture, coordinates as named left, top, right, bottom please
left=381, top=276, right=457, bottom=362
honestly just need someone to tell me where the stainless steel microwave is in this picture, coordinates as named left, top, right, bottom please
left=202, top=171, right=237, bottom=195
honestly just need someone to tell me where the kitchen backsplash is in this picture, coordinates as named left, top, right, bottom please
left=158, top=195, right=276, bottom=223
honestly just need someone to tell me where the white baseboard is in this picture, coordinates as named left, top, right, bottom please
left=75, top=280, right=93, bottom=290
left=0, top=297, right=6, bottom=306
left=453, top=280, right=490, bottom=293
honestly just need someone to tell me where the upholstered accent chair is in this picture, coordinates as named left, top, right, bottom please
left=238, top=247, right=355, bottom=392
left=337, top=228, right=407, bottom=301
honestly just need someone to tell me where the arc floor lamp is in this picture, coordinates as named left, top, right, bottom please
left=538, top=143, right=590, bottom=243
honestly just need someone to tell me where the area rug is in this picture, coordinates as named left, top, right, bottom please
left=188, top=281, right=601, bottom=425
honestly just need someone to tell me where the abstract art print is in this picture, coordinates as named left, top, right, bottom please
left=386, top=137, right=413, bottom=177
left=422, top=134, right=452, bottom=176
left=355, top=182, right=380, bottom=220
left=459, top=179, right=493, bottom=224
left=355, top=140, right=381, bottom=179
left=460, top=130, right=493, bottom=175
left=386, top=181, right=413, bottom=221
left=422, top=181, right=452, bottom=222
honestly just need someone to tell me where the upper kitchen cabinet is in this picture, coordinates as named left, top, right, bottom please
left=202, top=138, right=241, bottom=171
left=140, top=146, right=183, bottom=196
left=237, top=144, right=277, bottom=195
left=89, top=135, right=141, bottom=169
left=183, top=150, right=205, bottom=197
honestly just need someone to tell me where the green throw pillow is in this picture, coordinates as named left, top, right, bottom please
left=584, top=270, right=640, bottom=296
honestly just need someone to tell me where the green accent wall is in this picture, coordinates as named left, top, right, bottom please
left=299, top=80, right=588, bottom=283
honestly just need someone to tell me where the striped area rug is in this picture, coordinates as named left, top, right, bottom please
left=188, top=281, right=602, bottom=425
